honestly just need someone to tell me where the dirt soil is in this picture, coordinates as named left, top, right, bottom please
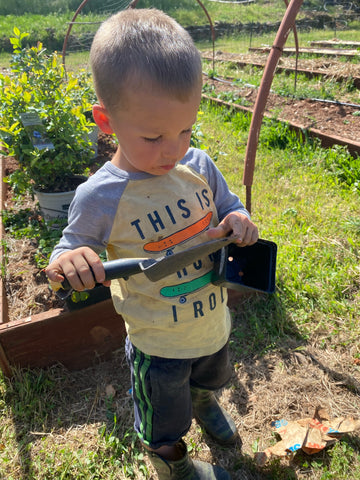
left=203, top=50, right=360, bottom=80
left=2, top=134, right=118, bottom=321
left=202, top=51, right=360, bottom=141
left=206, top=79, right=360, bottom=141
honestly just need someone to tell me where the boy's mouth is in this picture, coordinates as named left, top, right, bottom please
left=160, top=164, right=175, bottom=171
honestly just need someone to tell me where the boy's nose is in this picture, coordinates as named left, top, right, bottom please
left=162, top=139, right=180, bottom=160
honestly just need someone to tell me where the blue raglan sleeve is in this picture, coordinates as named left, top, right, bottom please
left=182, top=148, right=250, bottom=222
left=49, top=163, right=125, bottom=263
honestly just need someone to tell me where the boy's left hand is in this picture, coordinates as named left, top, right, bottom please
left=207, top=211, right=258, bottom=246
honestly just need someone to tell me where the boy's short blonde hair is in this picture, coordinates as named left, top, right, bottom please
left=90, top=8, right=203, bottom=112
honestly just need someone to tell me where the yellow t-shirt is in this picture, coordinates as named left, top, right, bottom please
left=51, top=149, right=249, bottom=358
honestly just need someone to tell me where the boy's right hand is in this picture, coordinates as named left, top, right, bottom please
left=45, top=247, right=111, bottom=292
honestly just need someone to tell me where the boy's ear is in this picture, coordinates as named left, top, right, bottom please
left=92, top=104, right=114, bottom=135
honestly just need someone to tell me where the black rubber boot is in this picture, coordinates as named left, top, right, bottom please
left=191, top=387, right=238, bottom=445
left=148, top=439, right=231, bottom=479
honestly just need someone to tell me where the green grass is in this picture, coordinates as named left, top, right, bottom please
left=196, top=102, right=360, bottom=352
left=0, top=364, right=148, bottom=479
left=1, top=97, right=359, bottom=480
left=1, top=14, right=360, bottom=477
left=0, top=13, right=76, bottom=52
left=198, top=23, right=360, bottom=54
left=0, top=2, right=287, bottom=54
left=1, top=208, right=66, bottom=269
left=1, top=0, right=358, bottom=55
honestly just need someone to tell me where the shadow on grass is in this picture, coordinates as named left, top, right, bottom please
left=2, top=348, right=139, bottom=479
left=211, top=287, right=360, bottom=479
left=203, top=288, right=306, bottom=479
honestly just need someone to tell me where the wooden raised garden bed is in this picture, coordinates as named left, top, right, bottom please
left=0, top=155, right=246, bottom=377
left=0, top=155, right=128, bottom=377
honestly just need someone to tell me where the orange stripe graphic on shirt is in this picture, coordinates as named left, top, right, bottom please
left=144, top=212, right=213, bottom=253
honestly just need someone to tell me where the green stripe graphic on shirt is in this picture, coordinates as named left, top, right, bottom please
left=134, top=349, right=153, bottom=445
left=160, top=271, right=213, bottom=297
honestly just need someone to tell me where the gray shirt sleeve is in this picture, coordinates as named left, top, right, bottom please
left=49, top=162, right=128, bottom=262
left=181, top=148, right=250, bottom=222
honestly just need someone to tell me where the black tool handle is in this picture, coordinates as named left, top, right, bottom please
left=61, top=258, right=144, bottom=291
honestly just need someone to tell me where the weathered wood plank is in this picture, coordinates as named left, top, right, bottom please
left=0, top=291, right=248, bottom=376
left=0, top=298, right=126, bottom=374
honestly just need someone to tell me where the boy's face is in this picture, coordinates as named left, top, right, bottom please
left=107, top=84, right=201, bottom=175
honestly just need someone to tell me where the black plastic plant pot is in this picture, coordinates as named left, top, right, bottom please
left=66, top=284, right=112, bottom=311
left=212, top=239, right=277, bottom=293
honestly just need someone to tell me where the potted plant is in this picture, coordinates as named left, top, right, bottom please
left=0, top=28, right=97, bottom=220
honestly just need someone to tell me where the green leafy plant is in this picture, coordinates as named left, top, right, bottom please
left=2, top=207, right=66, bottom=269
left=0, top=27, right=97, bottom=194
left=99, top=420, right=148, bottom=478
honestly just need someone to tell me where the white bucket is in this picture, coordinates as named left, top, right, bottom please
left=35, top=189, right=77, bottom=221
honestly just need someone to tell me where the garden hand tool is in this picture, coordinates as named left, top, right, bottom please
left=52, top=236, right=236, bottom=299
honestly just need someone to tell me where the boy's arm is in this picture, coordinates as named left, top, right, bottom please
left=185, top=149, right=258, bottom=246
left=46, top=204, right=110, bottom=292
left=207, top=162, right=258, bottom=245
left=46, top=167, right=120, bottom=291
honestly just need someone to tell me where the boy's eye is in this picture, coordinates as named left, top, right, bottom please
left=143, top=128, right=192, bottom=143
left=143, top=136, right=161, bottom=143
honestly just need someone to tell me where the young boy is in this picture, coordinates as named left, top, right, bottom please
left=46, top=9, right=258, bottom=479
